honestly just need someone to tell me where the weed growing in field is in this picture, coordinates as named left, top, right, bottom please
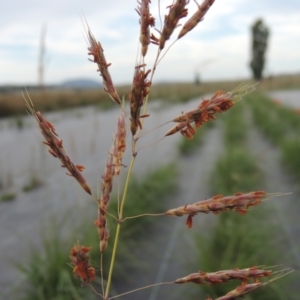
left=248, top=92, right=300, bottom=183
left=0, top=192, right=16, bottom=202
left=22, top=175, right=44, bottom=192
left=23, top=1, right=292, bottom=299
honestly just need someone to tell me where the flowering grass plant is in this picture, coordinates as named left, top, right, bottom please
left=23, top=1, right=292, bottom=299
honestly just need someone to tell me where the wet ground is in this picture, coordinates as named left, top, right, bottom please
left=268, top=90, right=300, bottom=109
left=1, top=90, right=300, bottom=299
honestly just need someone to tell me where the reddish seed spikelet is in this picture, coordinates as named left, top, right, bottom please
left=113, top=109, right=127, bottom=175
left=175, top=266, right=272, bottom=285
left=150, top=32, right=160, bottom=45
left=95, top=153, right=115, bottom=253
left=165, top=191, right=280, bottom=228
left=86, top=29, right=121, bottom=105
left=76, top=164, right=85, bottom=172
left=159, top=0, right=189, bottom=50
left=215, top=282, right=264, bottom=300
left=129, top=65, right=152, bottom=135
left=69, top=244, right=96, bottom=285
left=180, top=123, right=196, bottom=140
left=136, top=0, right=155, bottom=56
left=204, top=267, right=294, bottom=300
left=178, top=0, right=215, bottom=39
left=24, top=95, right=92, bottom=195
left=165, top=84, right=256, bottom=139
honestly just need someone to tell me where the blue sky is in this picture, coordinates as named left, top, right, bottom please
left=1, top=0, right=300, bottom=85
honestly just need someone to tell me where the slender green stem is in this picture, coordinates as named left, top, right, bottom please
left=108, top=281, right=173, bottom=299
left=104, top=52, right=160, bottom=297
left=104, top=156, right=136, bottom=299
left=122, top=213, right=165, bottom=222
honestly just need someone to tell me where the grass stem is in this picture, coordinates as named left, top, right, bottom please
left=104, top=156, right=136, bottom=299
left=108, top=281, right=173, bottom=299
left=122, top=212, right=165, bottom=222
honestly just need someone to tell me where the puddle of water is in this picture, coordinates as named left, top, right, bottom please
left=268, top=90, right=300, bottom=109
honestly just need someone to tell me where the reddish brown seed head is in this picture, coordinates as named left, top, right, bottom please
left=180, top=123, right=196, bottom=140
left=178, top=0, right=215, bottom=39
left=69, top=244, right=95, bottom=285
left=24, top=95, right=92, bottom=195
left=129, top=66, right=152, bottom=135
left=86, top=29, right=121, bottom=105
left=136, top=0, right=155, bottom=56
left=165, top=191, right=274, bottom=228
left=175, top=266, right=273, bottom=288
left=217, top=282, right=263, bottom=300
left=166, top=84, right=256, bottom=139
left=159, top=0, right=189, bottom=50
left=113, top=109, right=126, bottom=175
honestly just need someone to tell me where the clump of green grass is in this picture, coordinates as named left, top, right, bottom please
left=22, top=176, right=44, bottom=192
left=223, top=103, right=246, bottom=148
left=251, top=108, right=286, bottom=145
left=15, top=217, right=94, bottom=300
left=212, top=102, right=262, bottom=193
left=281, top=138, right=300, bottom=181
left=248, top=92, right=300, bottom=185
left=211, top=148, right=263, bottom=194
left=247, top=93, right=299, bottom=144
left=0, top=192, right=16, bottom=202
left=15, top=115, right=24, bottom=129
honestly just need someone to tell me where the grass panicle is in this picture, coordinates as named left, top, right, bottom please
left=205, top=268, right=294, bottom=300
left=69, top=244, right=96, bottom=285
left=159, top=0, right=189, bottom=50
left=136, top=0, right=155, bottom=56
left=86, top=28, right=121, bottom=105
left=95, top=152, right=115, bottom=253
left=165, top=85, right=255, bottom=139
left=206, top=282, right=265, bottom=300
left=175, top=266, right=272, bottom=285
left=165, top=191, right=286, bottom=228
left=129, top=65, right=152, bottom=136
left=24, top=91, right=91, bottom=195
left=178, top=0, right=215, bottom=39
left=113, top=108, right=127, bottom=175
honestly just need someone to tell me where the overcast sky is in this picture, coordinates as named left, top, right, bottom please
left=1, top=0, right=300, bottom=85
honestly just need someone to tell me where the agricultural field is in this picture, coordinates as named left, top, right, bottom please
left=1, top=73, right=300, bottom=118
left=1, top=84, right=300, bottom=299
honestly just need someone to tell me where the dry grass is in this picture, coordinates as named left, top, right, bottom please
left=1, top=74, right=299, bottom=118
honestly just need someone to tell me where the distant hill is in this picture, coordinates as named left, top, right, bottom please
left=60, top=78, right=102, bottom=89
